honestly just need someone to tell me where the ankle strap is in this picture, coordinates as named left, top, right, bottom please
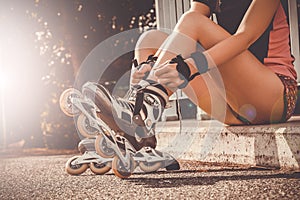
left=133, top=80, right=168, bottom=106
left=132, top=55, right=158, bottom=69
left=132, top=55, right=158, bottom=81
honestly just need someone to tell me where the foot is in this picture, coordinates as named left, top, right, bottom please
left=82, top=81, right=168, bottom=150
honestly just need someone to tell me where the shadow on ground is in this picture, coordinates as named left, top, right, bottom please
left=126, top=170, right=300, bottom=188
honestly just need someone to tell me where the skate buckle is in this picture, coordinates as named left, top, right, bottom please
left=145, top=119, right=152, bottom=127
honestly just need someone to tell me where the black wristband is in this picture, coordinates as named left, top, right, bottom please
left=170, top=54, right=191, bottom=89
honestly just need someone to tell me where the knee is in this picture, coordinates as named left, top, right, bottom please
left=140, top=29, right=168, bottom=39
left=176, top=11, right=207, bottom=33
left=179, top=10, right=206, bottom=22
left=136, top=29, right=168, bottom=48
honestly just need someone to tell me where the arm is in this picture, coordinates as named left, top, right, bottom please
left=204, top=0, right=280, bottom=67
left=154, top=0, right=280, bottom=89
left=132, top=1, right=212, bottom=86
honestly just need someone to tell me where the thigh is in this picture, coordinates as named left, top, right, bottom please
left=217, top=52, right=284, bottom=124
left=185, top=61, right=284, bottom=124
left=184, top=73, right=244, bottom=125
left=176, top=12, right=285, bottom=124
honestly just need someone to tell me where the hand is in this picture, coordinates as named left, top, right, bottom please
left=153, top=60, right=185, bottom=91
left=130, top=63, right=152, bottom=85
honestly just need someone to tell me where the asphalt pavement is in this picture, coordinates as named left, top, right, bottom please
left=0, top=154, right=299, bottom=199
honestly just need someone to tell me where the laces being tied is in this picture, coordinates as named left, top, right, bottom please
left=132, top=55, right=158, bottom=80
left=131, top=79, right=168, bottom=130
left=170, top=52, right=209, bottom=89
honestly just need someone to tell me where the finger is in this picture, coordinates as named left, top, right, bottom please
left=158, top=77, right=184, bottom=87
left=131, top=78, right=140, bottom=85
left=131, top=73, right=145, bottom=85
left=139, top=63, right=152, bottom=73
left=132, top=74, right=145, bottom=81
left=131, top=74, right=146, bottom=84
left=131, top=64, right=153, bottom=85
left=157, top=70, right=180, bottom=79
left=152, top=60, right=169, bottom=70
left=133, top=69, right=147, bottom=77
left=154, top=63, right=176, bottom=77
left=162, top=82, right=179, bottom=92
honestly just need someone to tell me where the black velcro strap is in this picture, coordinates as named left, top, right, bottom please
left=133, top=92, right=144, bottom=117
left=146, top=55, right=157, bottom=67
left=190, top=51, right=209, bottom=74
left=132, top=59, right=138, bottom=68
left=143, top=55, right=157, bottom=78
left=170, top=54, right=191, bottom=89
left=189, top=72, right=200, bottom=81
left=133, top=55, right=157, bottom=79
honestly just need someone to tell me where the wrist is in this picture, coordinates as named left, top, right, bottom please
left=190, top=51, right=209, bottom=74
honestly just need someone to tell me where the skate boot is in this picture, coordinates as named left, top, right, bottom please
left=81, top=80, right=167, bottom=150
left=82, top=79, right=168, bottom=147
left=60, top=85, right=138, bottom=178
left=82, top=80, right=180, bottom=176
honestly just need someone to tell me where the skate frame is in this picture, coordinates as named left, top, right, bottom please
left=70, top=151, right=112, bottom=166
left=71, top=95, right=135, bottom=170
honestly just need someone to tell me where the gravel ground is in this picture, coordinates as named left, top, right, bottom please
left=0, top=154, right=299, bottom=200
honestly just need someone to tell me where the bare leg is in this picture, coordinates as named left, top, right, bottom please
left=129, top=30, right=169, bottom=85
left=146, top=12, right=284, bottom=124
left=134, top=30, right=169, bottom=63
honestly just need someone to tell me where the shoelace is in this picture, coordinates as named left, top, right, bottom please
left=124, top=88, right=136, bottom=100
left=115, top=98, right=134, bottom=112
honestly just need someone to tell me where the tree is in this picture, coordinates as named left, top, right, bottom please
left=35, top=0, right=156, bottom=149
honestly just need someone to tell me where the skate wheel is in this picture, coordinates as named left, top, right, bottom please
left=95, top=135, right=115, bottom=158
left=65, top=156, right=89, bottom=175
left=59, top=88, right=82, bottom=117
left=90, top=162, right=111, bottom=175
left=77, top=114, right=99, bottom=138
left=139, top=161, right=162, bottom=173
left=112, top=156, right=135, bottom=179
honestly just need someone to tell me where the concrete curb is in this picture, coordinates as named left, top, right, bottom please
left=156, top=117, right=300, bottom=170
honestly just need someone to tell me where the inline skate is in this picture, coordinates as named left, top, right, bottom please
left=65, top=138, right=112, bottom=175
left=59, top=80, right=180, bottom=178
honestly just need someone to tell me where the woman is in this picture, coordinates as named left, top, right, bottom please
left=91, top=0, right=297, bottom=148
